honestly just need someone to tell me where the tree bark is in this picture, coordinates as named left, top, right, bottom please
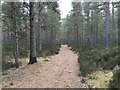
left=118, top=5, right=120, bottom=66
left=94, top=2, right=99, bottom=47
left=118, top=5, right=120, bottom=46
left=11, top=2, right=19, bottom=68
left=112, top=2, right=115, bottom=31
left=29, top=2, right=37, bottom=64
left=112, top=2, right=116, bottom=45
left=104, top=2, right=110, bottom=49
left=86, top=2, right=90, bottom=47
left=38, top=2, right=43, bottom=51
left=90, top=10, right=94, bottom=49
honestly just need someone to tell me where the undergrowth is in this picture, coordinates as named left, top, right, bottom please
left=70, top=45, right=120, bottom=88
left=109, top=69, right=120, bottom=89
left=76, top=46, right=119, bottom=76
left=36, top=44, right=60, bottom=57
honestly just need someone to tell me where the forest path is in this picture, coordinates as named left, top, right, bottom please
left=2, top=45, right=88, bottom=88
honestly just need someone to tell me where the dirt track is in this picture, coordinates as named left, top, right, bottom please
left=2, top=45, right=88, bottom=88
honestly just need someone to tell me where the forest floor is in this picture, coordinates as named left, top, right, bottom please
left=2, top=45, right=88, bottom=88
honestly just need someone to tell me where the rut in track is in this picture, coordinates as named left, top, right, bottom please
left=2, top=45, right=88, bottom=88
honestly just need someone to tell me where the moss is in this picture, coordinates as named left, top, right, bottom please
left=86, top=70, right=113, bottom=88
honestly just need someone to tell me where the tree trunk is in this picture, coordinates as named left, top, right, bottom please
left=86, top=3, right=90, bottom=47
left=38, top=2, right=43, bottom=51
left=112, top=2, right=115, bottom=31
left=90, top=10, right=94, bottom=49
left=81, top=15, right=84, bottom=46
left=29, top=2, right=37, bottom=64
left=118, top=5, right=120, bottom=46
left=118, top=5, right=120, bottom=66
left=11, top=2, right=19, bottom=68
left=50, top=27, right=53, bottom=48
left=46, top=29, right=49, bottom=47
left=94, top=2, right=99, bottom=47
left=67, top=29, right=70, bottom=44
left=104, top=2, right=110, bottom=49
left=112, top=2, right=116, bottom=45
left=76, top=24, right=79, bottom=47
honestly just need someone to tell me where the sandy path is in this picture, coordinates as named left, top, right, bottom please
left=2, top=45, right=88, bottom=88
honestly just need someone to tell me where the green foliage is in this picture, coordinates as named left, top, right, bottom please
left=78, top=49, right=100, bottom=76
left=2, top=60, right=16, bottom=72
left=109, top=69, right=120, bottom=89
left=2, top=2, right=29, bottom=58
left=19, top=48, right=29, bottom=57
left=3, top=43, right=29, bottom=57
left=37, top=44, right=60, bottom=57
left=2, top=60, right=21, bottom=73
left=2, top=43, right=14, bottom=57
left=77, top=46, right=119, bottom=76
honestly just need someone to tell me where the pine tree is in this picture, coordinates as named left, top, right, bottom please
left=104, top=2, right=110, bottom=49
left=11, top=2, right=19, bottom=68
left=29, top=2, right=37, bottom=64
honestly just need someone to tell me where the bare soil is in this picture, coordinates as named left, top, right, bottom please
left=2, top=45, right=88, bottom=88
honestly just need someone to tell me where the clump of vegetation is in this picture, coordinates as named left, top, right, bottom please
left=109, top=69, right=120, bottom=89
left=2, top=43, right=29, bottom=57
left=2, top=43, right=14, bottom=57
left=2, top=60, right=21, bottom=73
left=77, top=46, right=119, bottom=76
left=86, top=71, right=113, bottom=88
left=19, top=48, right=29, bottom=57
left=37, top=44, right=60, bottom=57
